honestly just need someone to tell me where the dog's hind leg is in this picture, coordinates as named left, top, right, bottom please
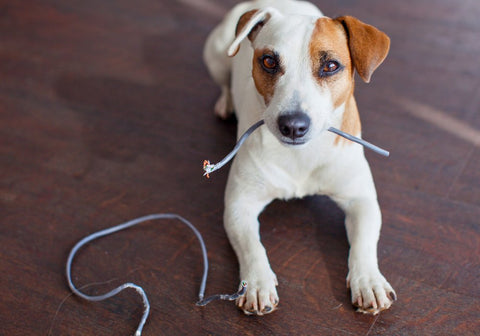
left=203, top=19, right=235, bottom=119
left=214, top=85, right=234, bottom=119
left=203, top=2, right=255, bottom=119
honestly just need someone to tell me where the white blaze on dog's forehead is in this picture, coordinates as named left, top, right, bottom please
left=255, top=14, right=334, bottom=139
left=254, top=14, right=316, bottom=55
left=284, top=16, right=335, bottom=128
left=257, top=15, right=320, bottom=96
left=300, top=102, right=309, bottom=111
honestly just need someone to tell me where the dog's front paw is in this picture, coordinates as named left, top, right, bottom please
left=237, top=269, right=279, bottom=316
left=347, top=269, right=396, bottom=315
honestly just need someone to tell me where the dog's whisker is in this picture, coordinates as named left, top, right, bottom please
left=203, top=120, right=265, bottom=177
left=327, top=127, right=390, bottom=157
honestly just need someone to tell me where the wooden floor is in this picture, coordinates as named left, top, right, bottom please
left=1, top=0, right=479, bottom=335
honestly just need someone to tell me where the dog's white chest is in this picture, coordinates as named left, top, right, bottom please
left=241, top=130, right=341, bottom=199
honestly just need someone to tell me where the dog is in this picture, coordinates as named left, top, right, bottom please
left=203, top=0, right=396, bottom=316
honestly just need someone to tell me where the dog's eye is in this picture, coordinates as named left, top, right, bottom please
left=263, top=56, right=276, bottom=69
left=319, top=60, right=341, bottom=77
left=324, top=61, right=339, bottom=72
left=260, top=55, right=278, bottom=73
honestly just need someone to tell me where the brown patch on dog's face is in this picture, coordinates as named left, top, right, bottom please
left=309, top=18, right=362, bottom=142
left=252, top=48, right=285, bottom=105
left=308, top=18, right=353, bottom=109
left=335, top=95, right=362, bottom=144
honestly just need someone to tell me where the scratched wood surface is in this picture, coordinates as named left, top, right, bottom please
left=1, top=0, right=479, bottom=335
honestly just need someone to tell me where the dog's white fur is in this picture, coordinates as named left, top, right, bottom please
left=204, top=0, right=395, bottom=315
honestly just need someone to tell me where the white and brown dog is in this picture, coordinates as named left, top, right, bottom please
left=203, top=0, right=396, bottom=315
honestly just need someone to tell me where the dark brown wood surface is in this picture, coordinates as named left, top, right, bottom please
left=1, top=0, right=479, bottom=335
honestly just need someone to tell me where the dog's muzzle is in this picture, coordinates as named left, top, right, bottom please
left=277, top=112, right=310, bottom=145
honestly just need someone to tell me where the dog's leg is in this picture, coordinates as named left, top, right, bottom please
left=203, top=23, right=235, bottom=119
left=214, top=85, right=234, bottom=119
left=224, top=175, right=279, bottom=315
left=334, top=195, right=396, bottom=314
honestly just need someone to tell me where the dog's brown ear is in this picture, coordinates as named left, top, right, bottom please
left=335, top=16, right=390, bottom=83
left=228, top=8, right=278, bottom=57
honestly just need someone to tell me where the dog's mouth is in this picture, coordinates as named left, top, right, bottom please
left=279, top=138, right=307, bottom=146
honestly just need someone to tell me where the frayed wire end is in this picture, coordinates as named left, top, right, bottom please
left=203, top=160, right=215, bottom=178
left=196, top=280, right=248, bottom=306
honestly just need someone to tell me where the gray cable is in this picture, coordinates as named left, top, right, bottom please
left=66, top=214, right=209, bottom=336
left=203, top=120, right=388, bottom=178
left=203, top=120, right=265, bottom=176
left=66, top=214, right=247, bottom=335
left=196, top=280, right=247, bottom=306
left=328, top=127, right=390, bottom=157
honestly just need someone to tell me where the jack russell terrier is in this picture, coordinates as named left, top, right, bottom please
left=203, top=0, right=396, bottom=315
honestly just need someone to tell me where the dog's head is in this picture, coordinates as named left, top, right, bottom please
left=228, top=8, right=390, bottom=146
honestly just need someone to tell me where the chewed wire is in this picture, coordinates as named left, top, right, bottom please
left=196, top=280, right=248, bottom=306
left=66, top=214, right=247, bottom=336
left=203, top=120, right=265, bottom=177
left=203, top=120, right=389, bottom=178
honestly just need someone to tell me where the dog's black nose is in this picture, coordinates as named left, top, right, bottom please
left=277, top=112, right=310, bottom=140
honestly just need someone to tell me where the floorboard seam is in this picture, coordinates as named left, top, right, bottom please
left=364, top=313, right=380, bottom=336
left=445, top=145, right=476, bottom=200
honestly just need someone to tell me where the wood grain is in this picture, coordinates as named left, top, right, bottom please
left=0, top=0, right=478, bottom=335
